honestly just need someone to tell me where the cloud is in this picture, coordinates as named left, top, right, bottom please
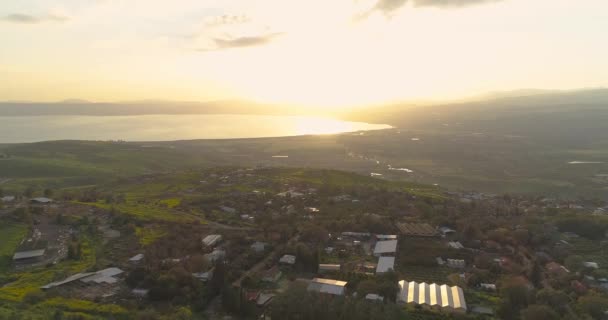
left=371, top=0, right=501, bottom=14
left=197, top=32, right=282, bottom=52
left=1, top=13, right=69, bottom=24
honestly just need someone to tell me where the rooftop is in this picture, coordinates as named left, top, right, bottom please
left=376, top=256, right=395, bottom=274
left=307, top=278, right=348, bottom=296
left=398, top=280, right=467, bottom=311
left=13, top=249, right=46, bottom=260
left=373, top=240, right=398, bottom=255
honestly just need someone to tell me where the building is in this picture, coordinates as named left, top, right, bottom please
left=375, top=234, right=398, bottom=241
left=41, top=268, right=124, bottom=290
left=128, top=253, right=144, bottom=263
left=480, top=283, right=497, bottom=291
left=439, top=227, right=456, bottom=236
left=397, top=280, right=467, bottom=313
left=447, top=242, right=464, bottom=250
left=307, top=278, right=347, bottom=296
left=376, top=256, right=395, bottom=274
left=204, top=249, right=226, bottom=263
left=319, top=264, right=341, bottom=273
left=13, top=249, right=46, bottom=263
left=446, top=259, right=465, bottom=269
left=583, top=262, right=599, bottom=269
left=373, top=240, right=398, bottom=257
left=30, top=197, right=53, bottom=204
left=251, top=241, right=267, bottom=253
left=257, top=293, right=275, bottom=307
left=1, top=196, right=15, bottom=202
left=279, top=254, right=296, bottom=265
left=365, top=293, right=384, bottom=302
left=202, top=234, right=222, bottom=248
left=193, top=270, right=214, bottom=282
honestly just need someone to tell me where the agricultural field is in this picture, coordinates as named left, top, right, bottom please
left=0, top=223, right=28, bottom=273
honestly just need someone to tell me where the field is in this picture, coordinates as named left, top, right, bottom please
left=0, top=223, right=28, bottom=273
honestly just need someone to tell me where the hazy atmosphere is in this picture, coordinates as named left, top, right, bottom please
left=2, top=0, right=607, bottom=107
left=1, top=1, right=608, bottom=320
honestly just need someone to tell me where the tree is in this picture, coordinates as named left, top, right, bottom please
left=536, top=288, right=569, bottom=314
left=356, top=280, right=378, bottom=298
left=564, top=255, right=584, bottom=272
left=521, top=305, right=559, bottom=320
left=577, top=295, right=608, bottom=319
left=24, top=187, right=35, bottom=198
left=44, top=188, right=53, bottom=198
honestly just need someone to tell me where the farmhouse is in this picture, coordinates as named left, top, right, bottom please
left=373, top=240, right=398, bottom=257
left=251, top=241, right=267, bottom=253
left=202, top=234, right=222, bottom=248
left=307, top=278, right=347, bottom=296
left=376, top=256, right=395, bottom=274
left=129, top=253, right=144, bottom=263
left=1, top=195, right=15, bottom=202
left=204, top=249, right=226, bottom=263
left=397, top=223, right=438, bottom=237
left=447, top=242, right=464, bottom=250
left=397, top=280, right=467, bottom=313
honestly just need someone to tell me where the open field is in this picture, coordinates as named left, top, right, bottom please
left=0, top=223, right=28, bottom=273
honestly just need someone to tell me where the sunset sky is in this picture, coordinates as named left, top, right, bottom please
left=1, top=0, right=607, bottom=107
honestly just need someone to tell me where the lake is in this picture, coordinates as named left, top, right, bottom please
left=0, top=114, right=391, bottom=143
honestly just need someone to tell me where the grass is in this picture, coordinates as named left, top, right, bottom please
left=135, top=226, right=167, bottom=246
left=0, top=223, right=28, bottom=273
left=0, top=238, right=96, bottom=302
left=41, top=297, right=127, bottom=316
left=159, top=197, right=181, bottom=208
left=74, top=200, right=201, bottom=223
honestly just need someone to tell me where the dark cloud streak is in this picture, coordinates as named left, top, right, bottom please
left=373, top=0, right=502, bottom=14
left=1, top=13, right=69, bottom=24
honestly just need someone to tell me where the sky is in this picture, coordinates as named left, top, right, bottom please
left=1, top=0, right=607, bottom=108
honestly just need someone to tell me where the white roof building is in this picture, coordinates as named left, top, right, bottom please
left=279, top=254, right=296, bottom=265
left=202, top=234, right=222, bottom=247
left=375, top=235, right=398, bottom=240
left=376, top=256, right=395, bottom=274
left=1, top=196, right=15, bottom=202
left=41, top=268, right=124, bottom=290
left=307, top=278, right=347, bottom=296
left=129, top=253, right=144, bottom=262
left=373, top=240, right=398, bottom=256
left=13, top=249, right=46, bottom=260
left=447, top=259, right=466, bottom=269
left=583, top=262, right=599, bottom=269
left=251, top=241, right=267, bottom=253
left=319, top=264, right=341, bottom=272
left=365, top=293, right=384, bottom=302
left=398, top=280, right=467, bottom=312
left=30, top=197, right=53, bottom=204
left=205, top=249, right=226, bottom=263
left=448, top=241, right=464, bottom=250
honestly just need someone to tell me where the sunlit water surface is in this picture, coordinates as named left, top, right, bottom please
left=0, top=114, right=391, bottom=143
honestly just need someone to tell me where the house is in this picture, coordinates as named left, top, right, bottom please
left=307, top=278, right=347, bottom=296
left=262, top=266, right=282, bottom=283
left=447, top=259, right=466, bottom=269
left=1, top=196, right=15, bottom=202
left=251, top=242, right=267, bottom=253
left=30, top=197, right=53, bottom=204
left=439, top=227, right=456, bottom=236
left=373, top=240, right=398, bottom=257
left=205, top=249, right=226, bottom=263
left=202, top=234, right=222, bottom=248
left=365, top=293, right=384, bottom=302
left=376, top=256, right=395, bottom=274
left=132, top=288, right=149, bottom=298
left=128, top=253, right=144, bottom=263
left=436, top=257, right=445, bottom=266
left=13, top=249, right=46, bottom=263
left=448, top=242, right=464, bottom=250
left=583, top=262, right=599, bottom=269
left=480, top=283, right=496, bottom=291
left=193, top=270, right=214, bottom=282
left=279, top=254, right=296, bottom=265
left=319, top=264, right=341, bottom=273
left=397, top=280, right=467, bottom=312
left=257, top=293, right=275, bottom=307
left=42, top=268, right=124, bottom=290
left=220, top=206, right=237, bottom=214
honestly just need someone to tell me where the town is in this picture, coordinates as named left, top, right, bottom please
left=0, top=167, right=607, bottom=319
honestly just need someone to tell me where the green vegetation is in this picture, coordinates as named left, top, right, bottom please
left=135, top=225, right=167, bottom=246
left=0, top=223, right=28, bottom=273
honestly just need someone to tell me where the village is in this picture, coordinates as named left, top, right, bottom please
left=1, top=167, right=608, bottom=319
